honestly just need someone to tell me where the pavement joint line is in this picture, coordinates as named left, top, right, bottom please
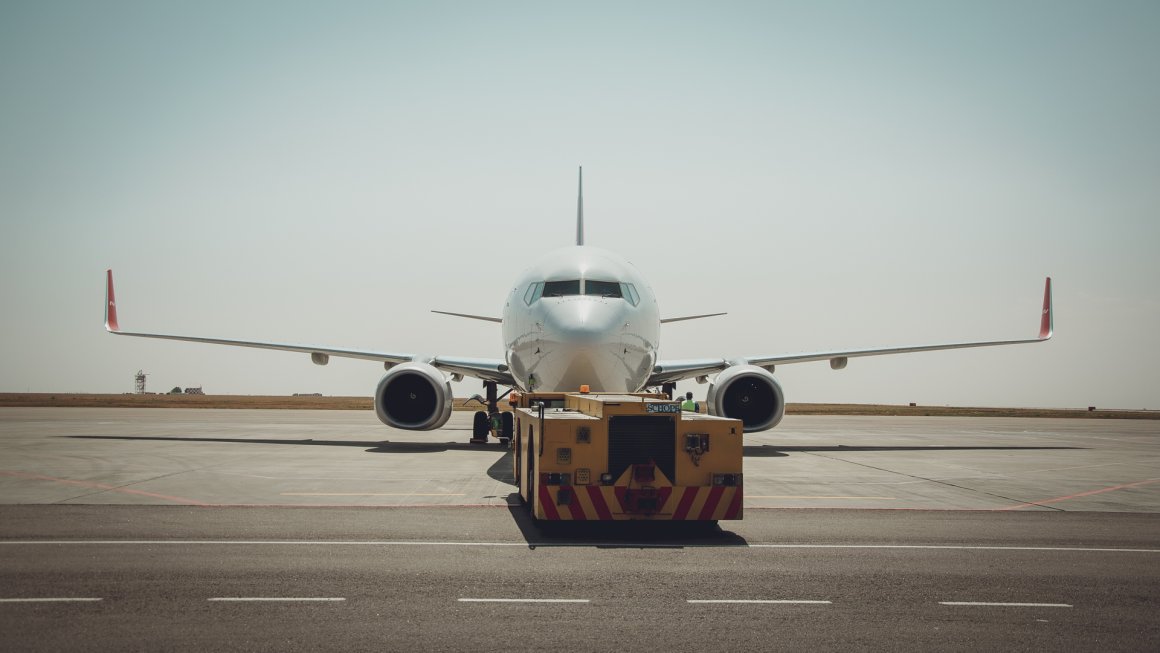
left=458, top=598, right=589, bottom=603
left=0, top=470, right=208, bottom=506
left=804, top=453, right=1050, bottom=510
left=939, top=602, right=1073, bottom=608
left=207, top=597, right=345, bottom=602
left=1, top=541, right=1158, bottom=553
left=687, top=599, right=831, bottom=604
left=0, top=598, right=103, bottom=603
left=49, top=457, right=243, bottom=504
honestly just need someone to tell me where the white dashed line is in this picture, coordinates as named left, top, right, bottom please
left=207, top=597, right=345, bottom=602
left=687, top=599, right=831, bottom=604
left=939, top=602, right=1073, bottom=608
left=458, top=598, right=590, bottom=603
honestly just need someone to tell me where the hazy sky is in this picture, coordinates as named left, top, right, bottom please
left=1, top=1, right=1157, bottom=409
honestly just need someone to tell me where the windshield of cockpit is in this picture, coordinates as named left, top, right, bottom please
left=524, top=280, right=640, bottom=306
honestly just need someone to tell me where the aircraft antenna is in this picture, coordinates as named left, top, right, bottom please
left=576, top=166, right=584, bottom=246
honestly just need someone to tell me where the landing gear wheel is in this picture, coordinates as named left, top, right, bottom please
left=471, top=411, right=489, bottom=443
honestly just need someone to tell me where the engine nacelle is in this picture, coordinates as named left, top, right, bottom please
left=374, top=362, right=453, bottom=431
left=706, top=364, right=786, bottom=432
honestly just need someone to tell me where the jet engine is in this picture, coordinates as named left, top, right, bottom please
left=706, top=364, right=786, bottom=432
left=374, top=362, right=453, bottom=431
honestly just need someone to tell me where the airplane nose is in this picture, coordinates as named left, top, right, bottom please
left=543, top=298, right=624, bottom=343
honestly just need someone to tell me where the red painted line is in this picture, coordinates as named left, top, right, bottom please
left=1000, top=478, right=1160, bottom=511
left=698, top=486, right=726, bottom=521
left=724, top=487, right=744, bottom=519
left=672, top=487, right=699, bottom=520
left=537, top=484, right=560, bottom=520
left=0, top=470, right=207, bottom=506
left=587, top=486, right=613, bottom=520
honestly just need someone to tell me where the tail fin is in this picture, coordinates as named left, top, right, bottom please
left=576, top=166, right=584, bottom=246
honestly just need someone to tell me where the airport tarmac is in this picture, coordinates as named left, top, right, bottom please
left=1, top=408, right=1158, bottom=651
left=0, top=408, right=1157, bottom=510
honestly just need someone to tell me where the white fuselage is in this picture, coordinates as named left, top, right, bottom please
left=501, top=246, right=660, bottom=393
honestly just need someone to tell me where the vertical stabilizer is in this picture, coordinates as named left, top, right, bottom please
left=576, top=166, right=584, bottom=246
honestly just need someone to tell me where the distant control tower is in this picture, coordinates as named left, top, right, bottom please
left=134, top=370, right=147, bottom=395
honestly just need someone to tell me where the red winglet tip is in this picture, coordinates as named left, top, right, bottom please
left=1038, top=277, right=1053, bottom=340
left=105, top=269, right=120, bottom=332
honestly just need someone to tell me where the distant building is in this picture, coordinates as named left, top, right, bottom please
left=183, top=387, right=205, bottom=395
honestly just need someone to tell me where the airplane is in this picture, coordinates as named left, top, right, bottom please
left=104, top=168, right=1053, bottom=440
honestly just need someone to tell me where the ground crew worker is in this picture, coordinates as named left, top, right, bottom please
left=681, top=391, right=697, bottom=412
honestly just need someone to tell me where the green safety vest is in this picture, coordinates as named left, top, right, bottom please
left=681, top=400, right=696, bottom=412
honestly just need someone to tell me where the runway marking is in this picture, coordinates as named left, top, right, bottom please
left=1, top=541, right=1157, bottom=553
left=0, top=470, right=207, bottom=506
left=1000, top=478, right=1160, bottom=511
left=279, top=493, right=466, bottom=497
left=0, top=598, right=103, bottom=603
left=208, top=597, right=345, bottom=602
left=940, top=602, right=1073, bottom=608
left=458, top=598, right=589, bottom=603
left=746, top=496, right=896, bottom=500
left=687, top=599, right=831, bottom=604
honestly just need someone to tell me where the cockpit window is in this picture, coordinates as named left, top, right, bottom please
left=621, top=283, right=640, bottom=306
left=523, top=282, right=544, bottom=305
left=584, top=280, right=622, bottom=298
left=542, top=280, right=581, bottom=297
left=527, top=279, right=638, bottom=304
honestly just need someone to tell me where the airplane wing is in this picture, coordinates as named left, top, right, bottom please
left=649, top=277, right=1053, bottom=386
left=104, top=270, right=515, bottom=385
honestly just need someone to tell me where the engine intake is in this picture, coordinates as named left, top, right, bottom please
left=374, top=362, right=453, bottom=431
left=706, top=364, right=786, bottom=432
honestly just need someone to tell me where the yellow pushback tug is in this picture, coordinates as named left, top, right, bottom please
left=509, top=389, right=744, bottom=522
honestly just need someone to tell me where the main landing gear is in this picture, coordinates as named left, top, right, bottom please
left=471, top=380, right=513, bottom=446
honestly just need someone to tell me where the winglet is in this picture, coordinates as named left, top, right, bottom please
left=1039, top=277, right=1053, bottom=340
left=104, top=269, right=120, bottom=332
left=576, top=166, right=584, bottom=246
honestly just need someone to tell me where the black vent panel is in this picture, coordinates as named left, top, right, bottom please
left=608, top=415, right=676, bottom=484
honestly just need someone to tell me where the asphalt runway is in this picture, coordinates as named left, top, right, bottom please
left=1, top=507, right=1158, bottom=651
left=1, top=408, right=1158, bottom=650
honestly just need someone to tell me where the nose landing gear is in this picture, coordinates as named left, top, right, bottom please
left=470, top=380, right=514, bottom=446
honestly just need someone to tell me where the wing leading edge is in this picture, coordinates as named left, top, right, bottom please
left=104, top=270, right=514, bottom=385
left=649, top=277, right=1053, bottom=385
